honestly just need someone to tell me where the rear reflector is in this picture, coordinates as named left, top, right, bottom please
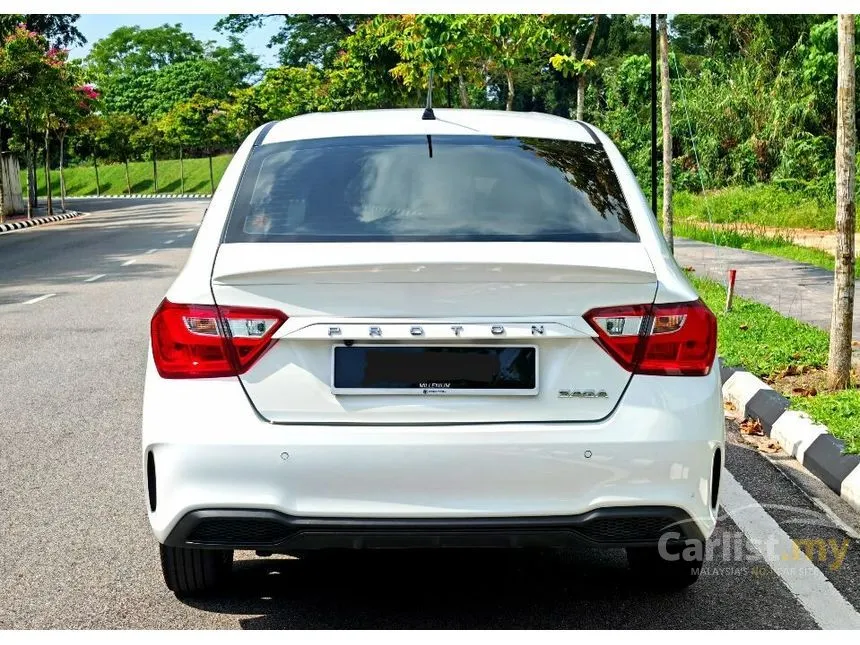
left=150, top=300, right=286, bottom=378
left=585, top=300, right=716, bottom=376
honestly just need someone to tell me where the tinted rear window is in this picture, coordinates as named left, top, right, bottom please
left=224, top=135, right=637, bottom=243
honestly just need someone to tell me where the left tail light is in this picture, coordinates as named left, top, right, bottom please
left=150, top=299, right=286, bottom=378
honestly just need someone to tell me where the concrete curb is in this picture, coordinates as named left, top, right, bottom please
left=65, top=194, right=211, bottom=200
left=0, top=210, right=84, bottom=234
left=720, top=361, right=860, bottom=513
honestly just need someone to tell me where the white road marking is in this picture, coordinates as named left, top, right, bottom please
left=22, top=294, right=55, bottom=305
left=164, top=239, right=175, bottom=245
left=146, top=249, right=157, bottom=254
left=722, top=470, right=860, bottom=629
left=84, top=274, right=106, bottom=283
left=121, top=259, right=136, bottom=266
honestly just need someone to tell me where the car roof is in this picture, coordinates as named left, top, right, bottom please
left=261, top=108, right=597, bottom=146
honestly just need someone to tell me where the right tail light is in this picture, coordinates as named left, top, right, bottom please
left=584, top=299, right=717, bottom=376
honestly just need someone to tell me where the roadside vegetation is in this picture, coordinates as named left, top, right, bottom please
left=692, top=275, right=860, bottom=454
left=22, top=154, right=232, bottom=196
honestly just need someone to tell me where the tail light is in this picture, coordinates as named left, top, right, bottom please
left=150, top=299, right=286, bottom=378
left=584, top=300, right=716, bottom=376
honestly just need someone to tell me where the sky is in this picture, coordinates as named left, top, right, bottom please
left=70, top=14, right=282, bottom=67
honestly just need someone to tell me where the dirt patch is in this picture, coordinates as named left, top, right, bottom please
left=679, top=219, right=860, bottom=255
left=769, top=366, right=860, bottom=398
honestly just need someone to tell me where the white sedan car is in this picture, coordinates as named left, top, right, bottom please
left=143, top=108, right=724, bottom=596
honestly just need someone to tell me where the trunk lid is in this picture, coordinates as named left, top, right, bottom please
left=211, top=242, right=656, bottom=424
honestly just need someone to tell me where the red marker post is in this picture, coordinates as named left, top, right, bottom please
left=725, top=269, right=737, bottom=312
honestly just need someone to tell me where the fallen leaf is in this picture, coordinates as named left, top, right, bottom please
left=739, top=324, right=749, bottom=331
left=852, top=340, right=860, bottom=347
left=683, top=266, right=695, bottom=272
left=759, top=440, right=780, bottom=453
left=740, top=418, right=764, bottom=436
left=791, top=386, right=817, bottom=397
left=724, top=400, right=737, bottom=412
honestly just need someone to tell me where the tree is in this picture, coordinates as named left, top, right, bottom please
left=72, top=114, right=107, bottom=196
left=0, top=25, right=74, bottom=217
left=826, top=14, right=856, bottom=391
left=659, top=15, right=674, bottom=252
left=86, top=24, right=204, bottom=84
left=0, top=14, right=85, bottom=48
left=101, top=113, right=142, bottom=194
left=475, top=15, right=551, bottom=111
left=131, top=122, right=165, bottom=192
left=215, top=14, right=361, bottom=67
left=548, top=15, right=602, bottom=119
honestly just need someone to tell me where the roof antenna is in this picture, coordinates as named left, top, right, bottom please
left=422, top=69, right=436, bottom=120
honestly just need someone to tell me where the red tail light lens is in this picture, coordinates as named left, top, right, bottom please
left=584, top=300, right=717, bottom=376
left=150, top=299, right=286, bottom=378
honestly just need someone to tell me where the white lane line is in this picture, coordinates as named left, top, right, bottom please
left=22, top=294, right=55, bottom=305
left=164, top=239, right=175, bottom=245
left=722, top=470, right=860, bottom=629
left=146, top=249, right=158, bottom=254
left=84, top=274, right=106, bottom=282
left=122, top=259, right=136, bottom=266
left=175, top=233, right=186, bottom=239
left=184, top=228, right=194, bottom=232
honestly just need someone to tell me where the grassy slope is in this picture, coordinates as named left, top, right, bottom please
left=21, top=154, right=234, bottom=196
left=692, top=275, right=859, bottom=454
left=675, top=184, right=835, bottom=230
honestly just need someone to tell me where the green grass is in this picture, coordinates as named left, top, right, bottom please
left=676, top=220, right=860, bottom=277
left=675, top=184, right=835, bottom=230
left=691, top=274, right=859, bottom=454
left=691, top=275, right=830, bottom=378
left=21, top=154, right=234, bottom=197
left=792, top=393, right=860, bottom=454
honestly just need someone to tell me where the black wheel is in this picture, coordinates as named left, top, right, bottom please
left=159, top=544, right=233, bottom=596
left=626, top=541, right=703, bottom=590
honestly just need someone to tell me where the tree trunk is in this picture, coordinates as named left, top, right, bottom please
left=659, top=14, right=673, bottom=253
left=152, top=148, right=158, bottom=192
left=505, top=70, right=514, bottom=111
left=575, top=15, right=600, bottom=121
left=826, top=14, right=857, bottom=391
left=59, top=133, right=67, bottom=212
left=93, top=155, right=101, bottom=196
left=458, top=74, right=470, bottom=108
left=179, top=145, right=185, bottom=193
left=27, top=138, right=37, bottom=215
left=576, top=77, right=587, bottom=121
left=208, top=154, right=214, bottom=194
left=124, top=159, right=131, bottom=194
left=44, top=130, right=54, bottom=217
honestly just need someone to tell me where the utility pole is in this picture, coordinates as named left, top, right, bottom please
left=659, top=14, right=673, bottom=252
left=650, top=14, right=658, bottom=218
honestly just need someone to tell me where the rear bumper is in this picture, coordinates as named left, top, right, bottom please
left=143, top=357, right=725, bottom=546
left=164, top=506, right=705, bottom=551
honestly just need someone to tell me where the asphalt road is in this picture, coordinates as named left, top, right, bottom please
left=1, top=198, right=859, bottom=629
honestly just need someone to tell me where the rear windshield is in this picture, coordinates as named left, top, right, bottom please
left=224, top=135, right=637, bottom=243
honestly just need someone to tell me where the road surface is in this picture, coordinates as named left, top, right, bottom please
left=1, top=199, right=859, bottom=629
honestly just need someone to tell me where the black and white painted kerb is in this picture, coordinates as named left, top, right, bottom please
left=0, top=210, right=83, bottom=234
left=720, top=362, right=860, bottom=513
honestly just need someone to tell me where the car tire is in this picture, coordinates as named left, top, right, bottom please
left=159, top=544, right=233, bottom=596
left=626, top=542, right=703, bottom=590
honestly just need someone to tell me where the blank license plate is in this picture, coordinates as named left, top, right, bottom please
left=332, top=345, right=538, bottom=395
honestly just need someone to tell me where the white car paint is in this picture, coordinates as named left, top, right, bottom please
left=143, top=108, right=724, bottom=545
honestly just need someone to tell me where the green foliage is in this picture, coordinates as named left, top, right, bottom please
left=792, top=392, right=860, bottom=454
left=0, top=14, right=85, bottom=48
left=86, top=24, right=205, bottom=82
